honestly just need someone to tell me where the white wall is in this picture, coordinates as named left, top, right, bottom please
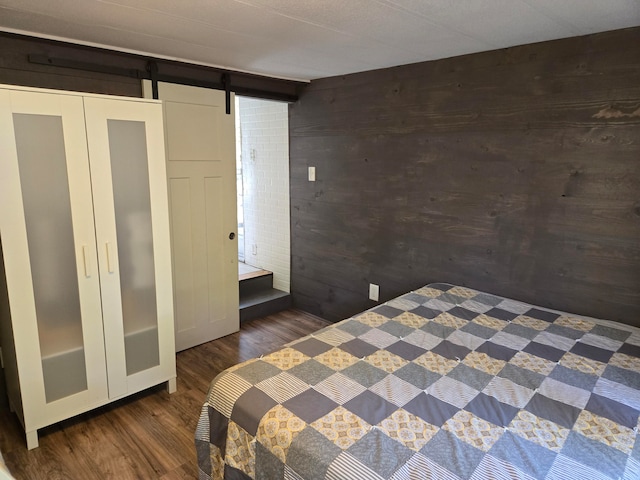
left=238, top=97, right=290, bottom=292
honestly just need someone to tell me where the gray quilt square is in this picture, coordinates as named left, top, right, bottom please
left=347, top=429, right=414, bottom=478
left=534, top=331, right=576, bottom=352
left=448, top=364, right=493, bottom=391
left=502, top=323, right=539, bottom=340
left=377, top=320, right=415, bottom=338
left=491, top=331, right=531, bottom=351
left=475, top=341, right=518, bottom=362
left=386, top=297, right=420, bottom=311
left=431, top=340, right=471, bottom=361
left=525, top=393, right=581, bottom=429
left=403, top=292, right=431, bottom=304
left=282, top=389, right=338, bottom=424
left=195, top=439, right=213, bottom=476
left=495, top=299, right=531, bottom=314
left=421, top=321, right=455, bottom=339
left=403, top=393, right=458, bottom=427
left=466, top=392, right=519, bottom=427
left=421, top=429, right=485, bottom=479
left=337, top=319, right=373, bottom=337
left=393, top=362, right=442, bottom=390
left=594, top=378, right=640, bottom=413
left=424, top=298, right=456, bottom=312
left=410, top=305, right=442, bottom=319
left=288, top=359, right=335, bottom=385
left=484, top=307, right=519, bottom=322
left=287, top=427, right=342, bottom=480
left=490, top=430, right=557, bottom=478
left=234, top=360, right=282, bottom=384
left=473, top=293, right=503, bottom=307
left=460, top=322, right=498, bottom=340
left=585, top=393, right=640, bottom=429
left=591, top=324, right=632, bottom=342
left=523, top=341, right=565, bottom=362
left=343, top=390, right=397, bottom=426
left=561, top=431, right=628, bottom=479
left=549, top=364, right=598, bottom=391
left=546, top=454, right=623, bottom=480
left=447, top=330, right=488, bottom=351
left=428, top=283, right=453, bottom=291
left=438, top=292, right=467, bottom=305
left=231, top=387, right=278, bottom=436
left=499, top=363, right=545, bottom=390
left=373, top=305, right=404, bottom=319
left=483, top=377, right=535, bottom=409
left=603, top=364, right=640, bottom=390
left=208, top=406, right=228, bottom=451
left=546, top=324, right=584, bottom=340
left=619, top=342, right=640, bottom=358
left=448, top=306, right=479, bottom=321
left=579, top=333, right=623, bottom=352
left=537, top=378, right=590, bottom=410
left=339, top=338, right=379, bottom=358
left=224, top=465, right=253, bottom=480
left=524, top=308, right=560, bottom=323
left=570, top=342, right=614, bottom=363
left=459, top=299, right=494, bottom=314
left=255, top=441, right=284, bottom=480
left=326, top=453, right=385, bottom=480
left=401, top=330, right=442, bottom=351
left=341, top=361, right=389, bottom=388
left=386, top=340, right=427, bottom=361
left=291, top=337, right=334, bottom=357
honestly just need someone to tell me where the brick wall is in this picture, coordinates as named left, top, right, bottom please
left=238, top=97, right=290, bottom=292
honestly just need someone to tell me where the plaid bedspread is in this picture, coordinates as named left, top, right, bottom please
left=196, top=283, right=640, bottom=479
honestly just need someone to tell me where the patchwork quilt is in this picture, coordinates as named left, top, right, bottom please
left=196, top=283, right=640, bottom=479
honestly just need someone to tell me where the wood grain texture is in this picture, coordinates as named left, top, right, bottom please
left=289, top=27, right=640, bottom=325
left=0, top=309, right=329, bottom=480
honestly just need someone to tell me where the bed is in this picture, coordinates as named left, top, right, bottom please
left=195, top=283, right=640, bottom=479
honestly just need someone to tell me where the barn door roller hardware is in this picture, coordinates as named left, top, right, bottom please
left=28, top=54, right=299, bottom=107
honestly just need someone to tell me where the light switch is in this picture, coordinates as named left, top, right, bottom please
left=308, top=166, right=316, bottom=182
left=369, top=283, right=379, bottom=301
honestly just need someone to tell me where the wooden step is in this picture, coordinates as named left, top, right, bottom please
left=239, top=270, right=273, bottom=297
left=240, top=288, right=291, bottom=323
left=238, top=267, right=291, bottom=322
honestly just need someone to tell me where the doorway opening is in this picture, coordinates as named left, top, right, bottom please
left=235, top=96, right=291, bottom=321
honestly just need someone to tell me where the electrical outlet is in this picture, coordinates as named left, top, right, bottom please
left=369, top=283, right=379, bottom=301
left=250, top=148, right=257, bottom=161
left=308, top=166, right=316, bottom=182
left=252, top=244, right=257, bottom=255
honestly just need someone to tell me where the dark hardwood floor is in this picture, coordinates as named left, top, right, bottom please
left=0, top=309, right=329, bottom=479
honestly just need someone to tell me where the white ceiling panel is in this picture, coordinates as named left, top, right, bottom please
left=0, top=0, right=638, bottom=81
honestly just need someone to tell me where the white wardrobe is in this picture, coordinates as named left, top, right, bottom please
left=0, top=84, right=176, bottom=449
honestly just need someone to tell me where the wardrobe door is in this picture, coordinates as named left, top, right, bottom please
left=83, top=97, right=175, bottom=398
left=0, top=88, right=108, bottom=445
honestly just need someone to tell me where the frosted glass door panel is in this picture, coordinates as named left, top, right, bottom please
left=13, top=113, right=88, bottom=402
left=107, top=119, right=159, bottom=375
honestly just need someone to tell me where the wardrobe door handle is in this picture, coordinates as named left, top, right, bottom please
left=82, top=245, right=91, bottom=277
left=105, top=242, right=115, bottom=273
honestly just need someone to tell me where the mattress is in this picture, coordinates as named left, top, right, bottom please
left=195, top=283, right=640, bottom=479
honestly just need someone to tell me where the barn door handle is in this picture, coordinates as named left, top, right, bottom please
left=229, top=232, right=235, bottom=240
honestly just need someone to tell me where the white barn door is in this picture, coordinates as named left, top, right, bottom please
left=143, top=81, right=239, bottom=351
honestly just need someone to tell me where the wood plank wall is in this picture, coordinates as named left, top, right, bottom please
left=289, top=27, right=640, bottom=326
